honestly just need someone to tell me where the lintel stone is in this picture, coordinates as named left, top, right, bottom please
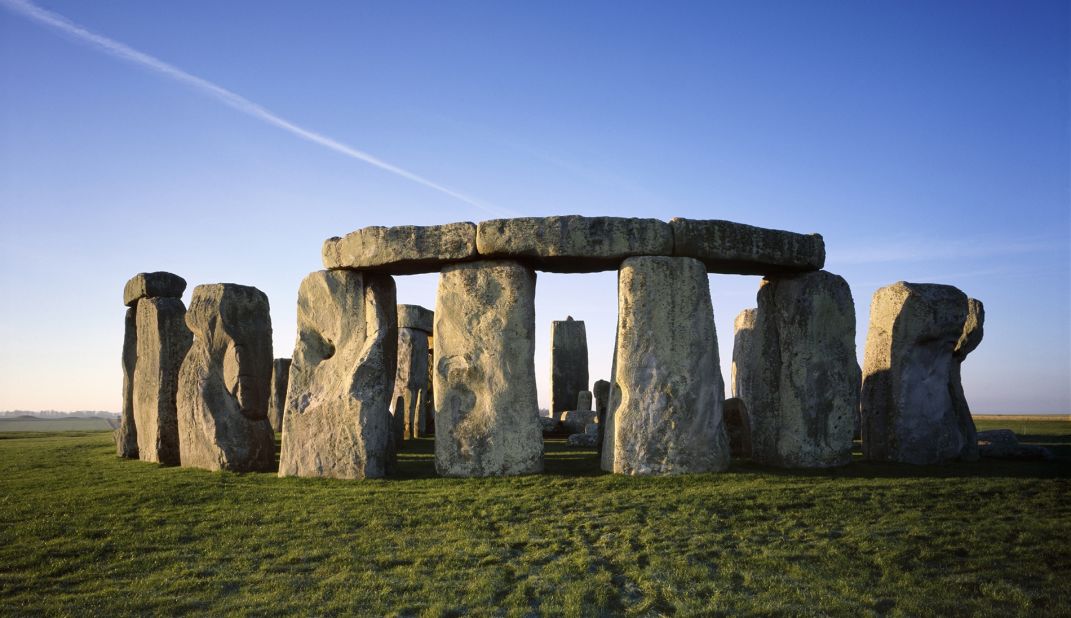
left=123, top=272, right=187, bottom=307
left=322, top=222, right=477, bottom=274
left=671, top=218, right=825, bottom=275
left=398, top=304, right=434, bottom=333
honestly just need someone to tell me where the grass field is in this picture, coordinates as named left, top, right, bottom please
left=1, top=420, right=1068, bottom=616
left=0, top=417, right=116, bottom=433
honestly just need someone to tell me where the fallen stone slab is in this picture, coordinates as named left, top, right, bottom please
left=670, top=218, right=825, bottom=275
left=977, top=429, right=1054, bottom=461
left=476, top=216, right=673, bottom=273
left=539, top=416, right=560, bottom=434
left=322, top=222, right=477, bottom=274
left=123, top=271, right=187, bottom=306
left=397, top=304, right=434, bottom=333
left=568, top=432, right=597, bottom=448
left=279, top=270, right=397, bottom=479
left=178, top=283, right=276, bottom=472
left=561, top=409, right=597, bottom=435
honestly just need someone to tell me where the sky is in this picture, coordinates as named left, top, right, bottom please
left=0, top=0, right=1068, bottom=414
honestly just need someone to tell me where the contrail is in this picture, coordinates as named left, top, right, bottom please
left=1, top=0, right=510, bottom=216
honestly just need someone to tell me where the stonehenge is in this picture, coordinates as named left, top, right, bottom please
left=268, top=358, right=291, bottom=433
left=749, top=271, right=859, bottom=468
left=121, top=215, right=994, bottom=479
left=178, top=284, right=276, bottom=472
left=551, top=317, right=589, bottom=420
left=601, top=256, right=731, bottom=475
left=860, top=282, right=978, bottom=464
left=433, top=260, right=544, bottom=476
left=393, top=304, right=434, bottom=441
left=279, top=270, right=397, bottom=479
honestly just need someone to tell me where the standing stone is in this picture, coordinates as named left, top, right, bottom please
left=593, top=379, right=610, bottom=452
left=393, top=304, right=434, bottom=442
left=951, top=298, right=985, bottom=462
left=601, top=256, right=730, bottom=475
left=723, top=398, right=752, bottom=458
left=178, top=284, right=275, bottom=472
left=731, top=308, right=759, bottom=410
left=267, top=358, right=291, bottom=433
left=861, top=282, right=971, bottom=464
left=576, top=390, right=593, bottom=411
left=133, top=298, right=192, bottom=465
left=751, top=271, right=859, bottom=468
left=551, top=317, right=589, bottom=420
left=116, top=307, right=139, bottom=458
left=279, top=271, right=397, bottom=479
left=434, top=260, right=543, bottom=477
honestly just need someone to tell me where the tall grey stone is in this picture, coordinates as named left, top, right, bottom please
left=550, top=317, right=588, bottom=420
left=394, top=324, right=431, bottom=439
left=861, top=282, right=971, bottom=464
left=723, top=397, right=752, bottom=458
left=123, top=271, right=187, bottom=307
left=576, top=390, right=593, bottom=411
left=731, top=308, right=759, bottom=410
left=951, top=298, right=984, bottom=462
left=279, top=271, right=397, bottom=479
left=267, top=358, right=291, bottom=433
left=434, top=260, right=543, bottom=477
left=322, top=222, right=477, bottom=275
left=592, top=379, right=611, bottom=453
left=601, top=256, right=730, bottom=475
left=116, top=307, right=139, bottom=458
left=178, top=284, right=275, bottom=472
left=751, top=271, right=859, bottom=468
left=133, top=298, right=192, bottom=465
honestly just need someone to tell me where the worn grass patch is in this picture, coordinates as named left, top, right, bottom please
left=1, top=421, right=1069, bottom=616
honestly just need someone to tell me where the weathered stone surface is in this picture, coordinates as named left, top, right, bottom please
left=322, top=222, right=477, bottom=274
left=731, top=308, right=759, bottom=410
left=116, top=307, right=139, bottom=458
left=476, top=216, right=673, bottom=273
left=267, top=358, right=291, bottom=433
left=977, top=429, right=1053, bottom=461
left=561, top=409, right=597, bottom=435
left=133, top=298, right=192, bottom=465
left=670, top=218, right=825, bottom=275
left=593, top=380, right=610, bottom=415
left=123, top=271, right=187, bottom=307
left=723, top=397, right=751, bottom=458
left=751, top=271, right=859, bottom=468
left=539, top=416, right=560, bottom=434
left=601, top=256, right=730, bottom=475
left=398, top=304, right=434, bottom=333
left=951, top=299, right=984, bottom=462
left=394, top=326, right=431, bottom=439
left=567, top=432, right=597, bottom=448
left=178, top=284, right=275, bottom=472
left=551, top=317, right=589, bottom=420
left=279, top=271, right=397, bottom=479
left=434, top=260, right=543, bottom=476
left=861, top=282, right=971, bottom=464
left=576, top=390, right=593, bottom=411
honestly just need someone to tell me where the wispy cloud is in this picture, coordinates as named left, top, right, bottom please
left=830, top=236, right=1065, bottom=265
left=1, top=0, right=512, bottom=216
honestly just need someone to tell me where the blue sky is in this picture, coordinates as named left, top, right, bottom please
left=1, top=0, right=1067, bottom=413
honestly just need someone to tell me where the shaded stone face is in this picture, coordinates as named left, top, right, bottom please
left=123, top=271, right=187, bottom=307
left=592, top=380, right=610, bottom=415
left=601, top=256, right=730, bottom=475
left=394, top=327, right=431, bottom=439
left=731, top=308, right=759, bottom=411
left=397, top=304, right=434, bottom=333
left=178, top=284, right=275, bottom=472
left=751, top=271, right=859, bottom=468
left=133, top=298, right=192, bottom=465
left=861, top=282, right=971, bottom=464
left=561, top=409, right=597, bottom=435
left=279, top=270, right=397, bottom=479
left=670, top=218, right=825, bottom=275
left=723, top=397, right=751, bottom=458
left=267, top=358, right=291, bottom=433
left=550, top=317, right=589, bottom=420
left=116, top=307, right=139, bottom=458
left=576, top=390, right=593, bottom=411
left=322, top=222, right=477, bottom=274
left=434, top=260, right=543, bottom=477
left=950, top=298, right=985, bottom=462
left=475, top=216, right=674, bottom=273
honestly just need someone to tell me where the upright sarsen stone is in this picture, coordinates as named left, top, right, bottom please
left=133, top=298, right=192, bottom=465
left=861, top=282, right=970, bottom=464
left=751, top=271, right=859, bottom=468
left=178, top=284, right=275, bottom=472
left=116, top=307, right=139, bottom=458
left=279, top=271, right=397, bottom=479
left=601, top=256, right=730, bottom=475
left=268, top=358, right=291, bottom=433
left=951, top=298, right=985, bottom=462
left=550, top=317, right=588, bottom=420
left=731, top=308, right=759, bottom=410
left=394, top=325, right=431, bottom=439
left=434, top=260, right=543, bottom=477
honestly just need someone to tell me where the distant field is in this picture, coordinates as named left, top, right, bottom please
left=0, top=419, right=1068, bottom=615
left=0, top=417, right=116, bottom=432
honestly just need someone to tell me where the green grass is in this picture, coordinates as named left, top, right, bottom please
left=1, top=422, right=1069, bottom=616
